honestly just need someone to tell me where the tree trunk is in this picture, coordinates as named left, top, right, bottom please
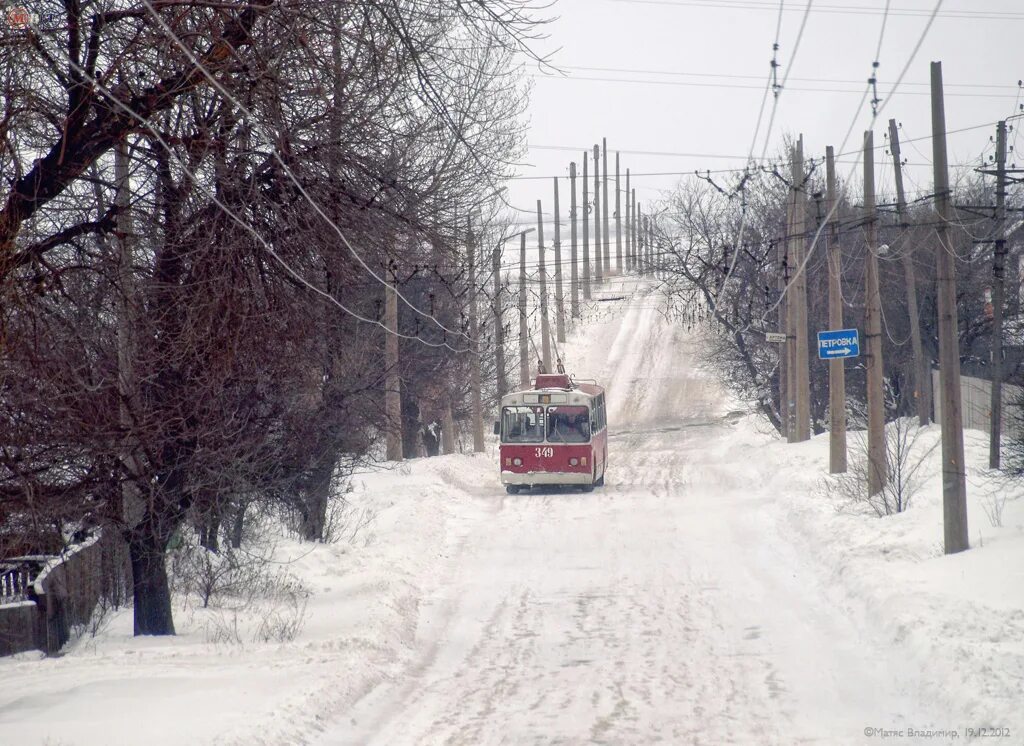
left=229, top=501, right=247, bottom=549
left=299, top=461, right=333, bottom=542
left=129, top=532, right=175, bottom=636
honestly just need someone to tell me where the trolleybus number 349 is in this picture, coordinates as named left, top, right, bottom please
left=534, top=446, right=554, bottom=459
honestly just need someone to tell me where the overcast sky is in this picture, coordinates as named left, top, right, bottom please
left=504, top=0, right=1023, bottom=226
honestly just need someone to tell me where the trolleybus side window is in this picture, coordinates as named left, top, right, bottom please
left=547, top=406, right=590, bottom=443
left=501, top=406, right=545, bottom=443
left=590, top=394, right=606, bottom=433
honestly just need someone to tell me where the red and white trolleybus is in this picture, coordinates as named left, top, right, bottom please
left=496, top=373, right=608, bottom=494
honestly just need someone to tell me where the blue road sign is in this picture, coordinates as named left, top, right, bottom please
left=817, top=328, right=860, bottom=360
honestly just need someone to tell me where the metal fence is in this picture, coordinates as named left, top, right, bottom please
left=932, top=370, right=1024, bottom=436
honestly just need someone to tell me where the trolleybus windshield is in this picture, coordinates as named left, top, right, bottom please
left=546, top=406, right=590, bottom=443
left=501, top=405, right=545, bottom=443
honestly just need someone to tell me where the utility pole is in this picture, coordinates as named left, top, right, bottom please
left=625, top=168, right=632, bottom=272
left=519, top=231, right=529, bottom=387
left=468, top=218, right=485, bottom=453
left=864, top=130, right=887, bottom=495
left=384, top=259, right=403, bottom=461
left=932, top=62, right=969, bottom=553
left=603, top=138, right=611, bottom=275
left=632, top=190, right=638, bottom=274
left=570, top=162, right=580, bottom=319
left=593, top=145, right=603, bottom=284
left=636, top=205, right=643, bottom=274
left=791, top=137, right=811, bottom=442
left=615, top=151, right=623, bottom=272
left=537, top=200, right=552, bottom=371
left=825, top=146, right=847, bottom=473
left=553, top=178, right=566, bottom=343
left=778, top=233, right=790, bottom=440
left=493, top=236, right=506, bottom=401
left=888, top=119, right=931, bottom=428
left=784, top=180, right=797, bottom=441
left=582, top=153, right=591, bottom=300
left=989, top=120, right=1008, bottom=469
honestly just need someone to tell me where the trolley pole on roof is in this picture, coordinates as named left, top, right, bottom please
left=593, top=145, right=603, bottom=284
left=569, top=161, right=580, bottom=319
left=553, top=177, right=566, bottom=343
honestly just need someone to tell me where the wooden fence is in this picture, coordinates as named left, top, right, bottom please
left=0, top=530, right=131, bottom=657
left=932, top=370, right=1024, bottom=436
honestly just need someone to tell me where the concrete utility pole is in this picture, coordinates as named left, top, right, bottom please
left=931, top=62, right=969, bottom=553
left=777, top=233, right=790, bottom=440
left=784, top=183, right=797, bottom=441
left=537, top=200, right=552, bottom=371
left=790, top=137, right=811, bottom=442
left=582, top=153, right=592, bottom=299
left=636, top=205, right=643, bottom=273
left=493, top=237, right=506, bottom=401
left=615, top=151, right=623, bottom=272
left=825, top=146, right=847, bottom=473
left=864, top=130, right=887, bottom=495
left=553, top=178, right=566, bottom=343
left=989, top=120, right=1008, bottom=469
left=468, top=219, right=485, bottom=453
left=384, top=260, right=403, bottom=461
left=626, top=189, right=634, bottom=274
left=888, top=119, right=931, bottom=428
left=570, top=162, right=580, bottom=319
left=625, top=168, right=632, bottom=271
left=518, top=231, right=529, bottom=388
left=593, top=145, right=603, bottom=284
left=602, top=138, right=611, bottom=274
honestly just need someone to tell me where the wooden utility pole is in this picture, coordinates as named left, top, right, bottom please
left=864, top=130, right=887, bottom=495
left=468, top=219, right=485, bottom=453
left=593, top=145, right=603, bottom=284
left=553, top=178, right=566, bottom=343
left=989, top=120, right=1008, bottom=469
left=384, top=260, right=403, bottom=461
left=602, top=138, right=611, bottom=274
left=615, top=151, right=623, bottom=272
left=537, top=200, right=552, bottom=371
left=888, top=119, right=931, bottom=428
left=825, top=146, right=847, bottom=473
left=791, top=137, right=811, bottom=442
left=493, top=237, right=506, bottom=401
left=582, top=153, right=592, bottom=300
left=518, top=231, right=529, bottom=387
left=570, top=162, right=580, bottom=318
left=625, top=168, right=632, bottom=271
left=932, top=61, right=969, bottom=553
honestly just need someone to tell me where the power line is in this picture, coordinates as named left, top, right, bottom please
left=605, top=0, right=1024, bottom=21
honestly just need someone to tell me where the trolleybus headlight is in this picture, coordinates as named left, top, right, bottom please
left=513, top=457, right=523, bottom=466
left=569, top=457, right=579, bottom=466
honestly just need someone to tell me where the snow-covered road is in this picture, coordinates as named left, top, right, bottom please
left=321, top=283, right=943, bottom=745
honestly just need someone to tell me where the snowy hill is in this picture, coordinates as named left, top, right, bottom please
left=2, top=278, right=1022, bottom=745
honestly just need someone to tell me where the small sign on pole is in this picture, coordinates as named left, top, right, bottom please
left=765, top=332, right=787, bottom=343
left=817, top=328, right=860, bottom=360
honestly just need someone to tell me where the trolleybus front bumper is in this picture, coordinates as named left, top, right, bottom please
left=500, top=470, right=592, bottom=486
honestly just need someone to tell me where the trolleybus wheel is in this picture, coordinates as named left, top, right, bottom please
left=580, top=482, right=594, bottom=493
left=506, top=484, right=520, bottom=495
